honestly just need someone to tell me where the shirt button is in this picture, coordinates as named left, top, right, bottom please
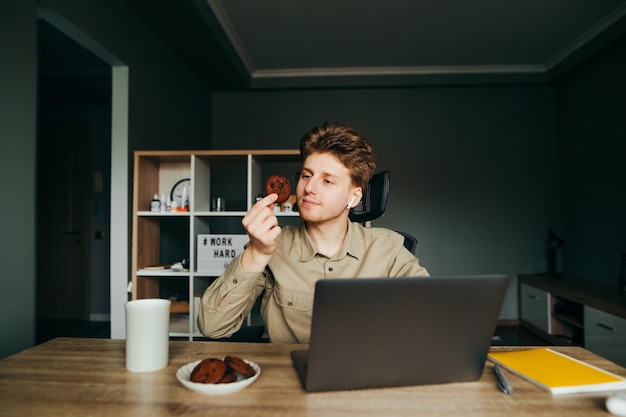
left=232, top=278, right=238, bottom=284
left=328, top=267, right=334, bottom=272
left=287, top=301, right=293, bottom=306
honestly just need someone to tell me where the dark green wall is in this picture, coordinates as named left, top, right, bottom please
left=557, top=34, right=626, bottom=287
left=0, top=0, right=38, bottom=360
left=211, top=86, right=560, bottom=319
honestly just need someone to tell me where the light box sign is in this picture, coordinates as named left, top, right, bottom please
left=197, top=234, right=248, bottom=273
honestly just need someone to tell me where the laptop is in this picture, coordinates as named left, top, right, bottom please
left=291, top=275, right=509, bottom=392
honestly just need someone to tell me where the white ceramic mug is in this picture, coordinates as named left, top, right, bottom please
left=125, top=298, right=171, bottom=372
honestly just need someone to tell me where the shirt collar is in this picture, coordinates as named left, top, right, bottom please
left=296, top=221, right=363, bottom=261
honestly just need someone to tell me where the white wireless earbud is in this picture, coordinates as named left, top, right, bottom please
left=347, top=196, right=355, bottom=209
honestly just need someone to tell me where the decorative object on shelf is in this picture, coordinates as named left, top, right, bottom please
left=197, top=234, right=248, bottom=273
left=282, top=194, right=297, bottom=212
left=170, top=178, right=191, bottom=208
left=545, top=228, right=564, bottom=276
left=265, top=174, right=291, bottom=204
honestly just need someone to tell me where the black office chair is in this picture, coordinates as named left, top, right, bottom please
left=395, top=231, right=419, bottom=256
left=349, top=170, right=419, bottom=256
left=349, top=170, right=390, bottom=224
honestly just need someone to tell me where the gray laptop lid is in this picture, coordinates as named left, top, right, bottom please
left=291, top=275, right=509, bottom=392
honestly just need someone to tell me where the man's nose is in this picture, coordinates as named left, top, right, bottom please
left=304, top=177, right=319, bottom=194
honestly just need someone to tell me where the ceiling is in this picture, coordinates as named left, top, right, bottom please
left=125, top=0, right=626, bottom=90
left=42, top=1, right=626, bottom=91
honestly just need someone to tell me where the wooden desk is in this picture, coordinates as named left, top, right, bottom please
left=0, top=338, right=624, bottom=417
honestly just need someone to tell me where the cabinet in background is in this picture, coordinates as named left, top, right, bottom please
left=585, top=306, right=626, bottom=367
left=519, top=284, right=551, bottom=334
left=131, top=150, right=301, bottom=340
left=519, top=274, right=626, bottom=367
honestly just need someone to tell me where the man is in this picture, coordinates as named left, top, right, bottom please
left=198, top=123, right=428, bottom=343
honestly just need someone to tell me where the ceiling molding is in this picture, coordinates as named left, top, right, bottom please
left=249, top=65, right=549, bottom=89
left=204, top=1, right=626, bottom=89
left=205, top=0, right=256, bottom=75
left=252, top=64, right=547, bottom=79
left=544, top=2, right=626, bottom=70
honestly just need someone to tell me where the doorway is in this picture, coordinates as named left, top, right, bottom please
left=36, top=20, right=112, bottom=323
left=37, top=121, right=91, bottom=319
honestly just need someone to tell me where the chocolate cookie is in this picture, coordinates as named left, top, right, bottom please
left=190, top=358, right=228, bottom=384
left=265, top=175, right=292, bottom=204
left=224, top=355, right=257, bottom=378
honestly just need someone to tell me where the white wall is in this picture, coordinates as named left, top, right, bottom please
left=211, top=86, right=561, bottom=319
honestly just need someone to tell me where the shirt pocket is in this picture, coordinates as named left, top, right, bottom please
left=273, top=285, right=314, bottom=313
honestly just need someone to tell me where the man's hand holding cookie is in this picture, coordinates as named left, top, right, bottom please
left=240, top=175, right=292, bottom=272
left=240, top=193, right=280, bottom=272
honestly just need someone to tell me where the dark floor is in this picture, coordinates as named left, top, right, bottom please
left=36, top=320, right=549, bottom=346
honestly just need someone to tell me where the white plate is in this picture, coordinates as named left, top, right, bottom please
left=176, top=359, right=261, bottom=395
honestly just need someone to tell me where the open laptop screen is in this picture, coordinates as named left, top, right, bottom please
left=292, top=275, right=509, bottom=392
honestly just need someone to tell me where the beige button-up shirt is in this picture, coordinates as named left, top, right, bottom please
left=198, top=221, right=429, bottom=343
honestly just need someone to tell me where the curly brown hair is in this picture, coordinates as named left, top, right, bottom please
left=299, top=123, right=376, bottom=189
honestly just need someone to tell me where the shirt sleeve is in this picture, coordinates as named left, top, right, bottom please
left=197, top=253, right=268, bottom=339
left=390, top=241, right=430, bottom=277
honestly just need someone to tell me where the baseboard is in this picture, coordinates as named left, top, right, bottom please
left=89, top=313, right=111, bottom=322
left=497, top=319, right=520, bottom=326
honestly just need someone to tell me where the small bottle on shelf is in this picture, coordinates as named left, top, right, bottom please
left=150, top=194, right=160, bottom=212
left=181, top=186, right=189, bottom=211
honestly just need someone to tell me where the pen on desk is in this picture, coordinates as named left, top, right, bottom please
left=493, top=364, right=514, bottom=395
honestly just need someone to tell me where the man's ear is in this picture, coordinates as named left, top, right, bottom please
left=348, top=188, right=363, bottom=209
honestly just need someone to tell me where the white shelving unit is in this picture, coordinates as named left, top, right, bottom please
left=131, top=150, right=301, bottom=340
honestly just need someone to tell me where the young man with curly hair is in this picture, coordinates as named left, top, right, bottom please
left=199, top=123, right=428, bottom=343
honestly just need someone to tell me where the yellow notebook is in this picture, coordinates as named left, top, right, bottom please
left=488, top=348, right=626, bottom=395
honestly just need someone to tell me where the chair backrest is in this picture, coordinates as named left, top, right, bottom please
left=396, top=230, right=419, bottom=256
left=348, top=170, right=390, bottom=223
left=348, top=171, right=418, bottom=256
